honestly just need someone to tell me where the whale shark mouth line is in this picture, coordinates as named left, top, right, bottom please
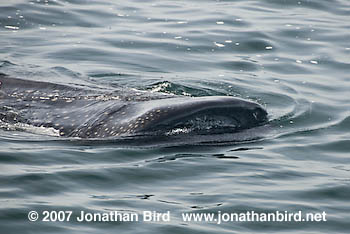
left=140, top=108, right=263, bottom=136
left=0, top=74, right=269, bottom=141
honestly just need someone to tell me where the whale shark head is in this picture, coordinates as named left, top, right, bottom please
left=68, top=96, right=268, bottom=138
left=134, top=97, right=267, bottom=135
left=0, top=74, right=269, bottom=142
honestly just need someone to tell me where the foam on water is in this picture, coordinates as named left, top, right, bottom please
left=0, top=120, right=60, bottom=137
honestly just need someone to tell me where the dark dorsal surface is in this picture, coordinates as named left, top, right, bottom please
left=0, top=74, right=268, bottom=140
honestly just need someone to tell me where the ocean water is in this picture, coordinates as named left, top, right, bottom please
left=0, top=0, right=349, bottom=233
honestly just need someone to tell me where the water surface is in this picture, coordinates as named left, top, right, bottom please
left=0, top=0, right=349, bottom=233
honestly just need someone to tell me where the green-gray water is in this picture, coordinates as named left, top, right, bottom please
left=0, top=0, right=349, bottom=233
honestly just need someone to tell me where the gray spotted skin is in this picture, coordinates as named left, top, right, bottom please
left=0, top=74, right=268, bottom=138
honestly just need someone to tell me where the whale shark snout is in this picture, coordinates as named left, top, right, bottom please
left=133, top=96, right=267, bottom=134
left=0, top=74, right=268, bottom=140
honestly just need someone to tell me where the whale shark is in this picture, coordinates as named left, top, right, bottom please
left=0, top=73, right=268, bottom=142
